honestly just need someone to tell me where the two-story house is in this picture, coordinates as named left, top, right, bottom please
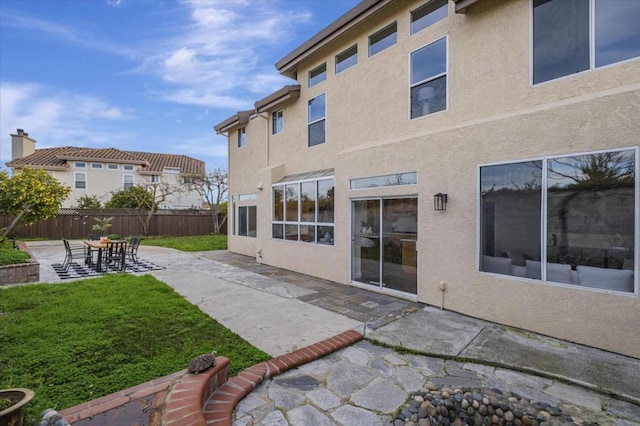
left=7, top=129, right=205, bottom=209
left=214, top=0, right=639, bottom=358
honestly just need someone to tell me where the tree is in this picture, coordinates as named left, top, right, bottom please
left=0, top=168, right=71, bottom=240
left=183, top=168, right=228, bottom=234
left=76, top=194, right=102, bottom=209
left=105, top=182, right=183, bottom=235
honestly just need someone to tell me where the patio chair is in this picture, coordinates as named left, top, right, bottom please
left=126, top=236, right=141, bottom=265
left=62, top=239, right=93, bottom=272
left=102, top=241, right=127, bottom=271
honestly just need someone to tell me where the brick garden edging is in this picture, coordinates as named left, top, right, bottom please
left=0, top=241, right=39, bottom=285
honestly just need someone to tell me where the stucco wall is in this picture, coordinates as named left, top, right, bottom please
left=225, top=0, right=640, bottom=357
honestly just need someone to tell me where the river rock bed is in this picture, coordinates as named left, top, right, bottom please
left=394, top=383, right=598, bottom=426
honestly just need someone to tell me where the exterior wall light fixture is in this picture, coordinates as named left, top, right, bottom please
left=434, top=193, right=448, bottom=211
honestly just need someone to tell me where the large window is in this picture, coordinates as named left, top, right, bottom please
left=308, top=94, right=326, bottom=147
left=123, top=174, right=134, bottom=190
left=238, top=127, right=246, bottom=148
left=410, top=37, right=447, bottom=119
left=272, top=178, right=334, bottom=245
left=480, top=149, right=636, bottom=294
left=533, top=0, right=640, bottom=84
left=411, top=0, right=448, bottom=34
left=308, top=63, right=327, bottom=87
left=336, top=45, right=358, bottom=74
left=238, top=206, right=257, bottom=237
left=272, top=109, right=283, bottom=135
left=369, top=22, right=397, bottom=57
left=74, top=172, right=86, bottom=189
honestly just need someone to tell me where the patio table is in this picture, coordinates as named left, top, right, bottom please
left=84, top=240, right=127, bottom=272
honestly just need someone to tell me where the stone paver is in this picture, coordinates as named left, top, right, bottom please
left=232, top=341, right=640, bottom=426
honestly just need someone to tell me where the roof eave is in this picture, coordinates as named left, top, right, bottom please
left=214, top=110, right=254, bottom=134
left=55, top=154, right=148, bottom=166
left=275, top=0, right=393, bottom=78
left=255, top=85, right=301, bottom=113
left=452, top=0, right=480, bottom=13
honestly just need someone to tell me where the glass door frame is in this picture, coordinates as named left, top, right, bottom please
left=350, top=195, right=418, bottom=297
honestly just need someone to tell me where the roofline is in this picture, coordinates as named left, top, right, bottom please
left=7, top=162, right=68, bottom=171
left=275, top=0, right=393, bottom=79
left=54, top=153, right=149, bottom=166
left=255, top=85, right=301, bottom=113
left=214, top=110, right=254, bottom=135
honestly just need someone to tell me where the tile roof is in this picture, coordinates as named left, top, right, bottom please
left=7, top=146, right=205, bottom=175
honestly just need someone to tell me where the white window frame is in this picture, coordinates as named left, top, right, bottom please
left=272, top=109, right=284, bottom=135
left=74, top=172, right=86, bottom=189
left=74, top=162, right=86, bottom=169
left=409, top=36, right=448, bottom=120
left=308, top=62, right=327, bottom=87
left=123, top=164, right=134, bottom=171
left=107, top=164, right=119, bottom=170
left=151, top=175, right=160, bottom=183
left=308, top=93, right=326, bottom=147
left=335, top=44, right=358, bottom=74
left=238, top=127, right=246, bottom=148
left=237, top=205, right=257, bottom=238
left=530, top=0, right=640, bottom=86
left=271, top=176, right=335, bottom=245
left=91, top=163, right=103, bottom=169
left=163, top=167, right=180, bottom=174
left=410, top=0, right=448, bottom=35
left=368, top=22, right=397, bottom=57
left=123, top=174, right=135, bottom=190
left=477, top=146, right=638, bottom=296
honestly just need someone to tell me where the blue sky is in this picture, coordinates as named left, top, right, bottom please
left=0, top=0, right=360, bottom=171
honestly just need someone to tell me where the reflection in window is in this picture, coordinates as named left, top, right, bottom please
left=351, top=172, right=417, bottom=190
left=272, top=110, right=284, bottom=135
left=533, top=0, right=640, bottom=84
left=238, top=127, right=246, bottom=148
left=369, top=22, right=397, bottom=57
left=410, top=38, right=447, bottom=119
left=336, top=45, right=357, bottom=74
left=272, top=178, right=334, bottom=245
left=411, top=0, right=448, bottom=34
left=308, top=94, right=326, bottom=147
left=238, top=206, right=256, bottom=237
left=480, top=150, right=636, bottom=294
left=309, top=63, right=327, bottom=87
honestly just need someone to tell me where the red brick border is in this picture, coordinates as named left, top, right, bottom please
left=203, top=329, right=363, bottom=426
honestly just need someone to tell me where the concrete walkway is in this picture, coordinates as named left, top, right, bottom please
left=26, top=242, right=640, bottom=425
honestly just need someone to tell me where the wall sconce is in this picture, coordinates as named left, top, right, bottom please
left=434, top=193, right=448, bottom=211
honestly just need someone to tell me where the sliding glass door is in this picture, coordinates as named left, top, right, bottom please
left=351, top=197, right=417, bottom=295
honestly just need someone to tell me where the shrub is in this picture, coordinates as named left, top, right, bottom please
left=0, top=247, right=30, bottom=266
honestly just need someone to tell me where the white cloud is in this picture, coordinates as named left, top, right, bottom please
left=107, top=0, right=126, bottom=6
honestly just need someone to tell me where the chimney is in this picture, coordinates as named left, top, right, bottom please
left=11, top=128, right=36, bottom=160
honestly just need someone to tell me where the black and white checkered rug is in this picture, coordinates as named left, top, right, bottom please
left=51, top=258, right=165, bottom=280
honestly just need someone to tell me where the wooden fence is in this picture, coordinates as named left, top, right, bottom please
left=1, top=209, right=227, bottom=240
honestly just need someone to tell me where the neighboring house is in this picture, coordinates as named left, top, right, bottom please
left=7, top=129, right=205, bottom=209
left=214, top=0, right=639, bottom=358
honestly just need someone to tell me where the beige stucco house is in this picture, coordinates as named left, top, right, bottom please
left=7, top=129, right=205, bottom=209
left=215, top=0, right=639, bottom=358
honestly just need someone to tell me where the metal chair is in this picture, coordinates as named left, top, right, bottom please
left=102, top=241, right=127, bottom=271
left=126, top=236, right=141, bottom=265
left=62, top=239, right=92, bottom=272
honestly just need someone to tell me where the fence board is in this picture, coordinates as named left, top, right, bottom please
left=1, top=209, right=226, bottom=239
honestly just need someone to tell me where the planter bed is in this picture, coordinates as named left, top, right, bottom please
left=0, top=241, right=39, bottom=286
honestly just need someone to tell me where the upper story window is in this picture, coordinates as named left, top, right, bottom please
left=308, top=94, right=326, bottom=147
left=308, top=63, right=327, bottom=87
left=533, top=0, right=640, bottom=84
left=123, top=174, right=134, bottom=190
left=369, top=22, right=397, bottom=57
left=123, top=165, right=134, bottom=171
left=410, top=37, right=447, bottom=119
left=91, top=163, right=103, bottom=169
left=107, top=164, right=118, bottom=170
left=272, top=109, right=284, bottom=135
left=151, top=175, right=159, bottom=183
left=238, top=127, right=246, bottom=148
left=74, top=162, right=86, bottom=168
left=411, top=0, right=448, bottom=34
left=74, top=172, right=86, bottom=189
left=336, top=45, right=358, bottom=74
left=163, top=167, right=180, bottom=174
left=350, top=172, right=418, bottom=190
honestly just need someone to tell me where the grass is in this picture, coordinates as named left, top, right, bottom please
left=140, top=234, right=227, bottom=252
left=0, top=240, right=31, bottom=266
left=0, top=274, right=269, bottom=424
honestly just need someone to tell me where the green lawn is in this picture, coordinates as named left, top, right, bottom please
left=140, top=234, right=227, bottom=252
left=0, top=274, right=268, bottom=424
